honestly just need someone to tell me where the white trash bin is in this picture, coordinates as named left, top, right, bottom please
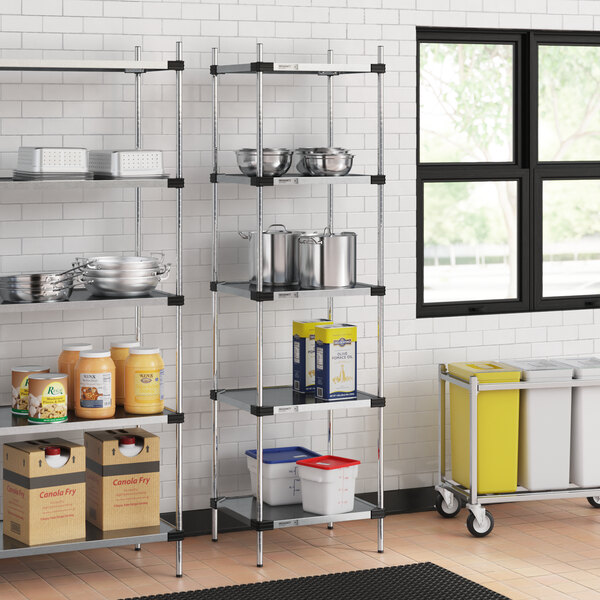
left=296, top=455, right=360, bottom=515
left=245, top=446, right=320, bottom=506
left=561, top=358, right=600, bottom=487
left=504, top=359, right=573, bottom=491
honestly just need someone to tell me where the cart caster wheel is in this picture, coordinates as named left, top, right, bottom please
left=466, top=510, right=494, bottom=537
left=435, top=493, right=461, bottom=518
left=587, top=496, right=600, bottom=508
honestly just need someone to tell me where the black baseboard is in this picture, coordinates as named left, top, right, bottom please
left=161, top=486, right=435, bottom=537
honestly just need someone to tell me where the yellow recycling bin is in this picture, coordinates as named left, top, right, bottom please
left=448, top=362, right=521, bottom=494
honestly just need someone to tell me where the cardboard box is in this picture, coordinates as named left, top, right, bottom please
left=293, top=319, right=333, bottom=394
left=315, top=323, right=358, bottom=400
left=84, top=428, right=160, bottom=531
left=3, top=439, right=86, bottom=545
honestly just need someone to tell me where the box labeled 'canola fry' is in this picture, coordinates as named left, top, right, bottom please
left=293, top=319, right=333, bottom=393
left=3, top=439, right=86, bottom=546
left=315, top=324, right=357, bottom=401
left=84, top=428, right=160, bottom=531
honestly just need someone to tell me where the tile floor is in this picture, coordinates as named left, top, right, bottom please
left=3, top=498, right=600, bottom=599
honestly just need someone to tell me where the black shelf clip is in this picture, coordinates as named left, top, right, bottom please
left=251, top=518, right=274, bottom=531
left=167, top=295, right=185, bottom=306
left=167, top=529, right=185, bottom=541
left=250, top=176, right=275, bottom=187
left=209, top=173, right=218, bottom=183
left=250, top=289, right=275, bottom=302
left=210, top=497, right=220, bottom=509
left=168, top=60, right=185, bottom=71
left=370, top=63, right=386, bottom=73
left=210, top=281, right=219, bottom=292
left=250, top=405, right=274, bottom=417
left=370, top=507, right=386, bottom=519
left=370, top=397, right=386, bottom=408
left=370, top=285, right=386, bottom=297
left=167, top=411, right=185, bottom=424
left=371, top=175, right=386, bottom=185
left=210, top=389, right=219, bottom=401
left=250, top=62, right=275, bottom=73
left=168, top=178, right=185, bottom=188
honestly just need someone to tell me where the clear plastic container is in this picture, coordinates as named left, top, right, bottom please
left=110, top=341, right=140, bottom=406
left=58, top=343, right=92, bottom=410
left=124, top=348, right=164, bottom=414
left=75, top=351, right=116, bottom=419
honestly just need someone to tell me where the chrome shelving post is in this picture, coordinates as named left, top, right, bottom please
left=134, top=44, right=143, bottom=554
left=376, top=44, right=385, bottom=554
left=174, top=40, right=184, bottom=578
left=211, top=47, right=220, bottom=544
left=135, top=45, right=142, bottom=344
left=255, top=42, right=265, bottom=569
left=326, top=48, right=335, bottom=531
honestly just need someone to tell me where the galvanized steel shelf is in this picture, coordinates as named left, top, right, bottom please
left=0, top=289, right=183, bottom=313
left=0, top=176, right=179, bottom=191
left=212, top=173, right=379, bottom=186
left=0, top=521, right=175, bottom=559
left=0, top=406, right=177, bottom=436
left=435, top=365, right=600, bottom=538
left=217, top=496, right=381, bottom=530
left=215, top=386, right=384, bottom=416
left=212, top=62, right=384, bottom=76
left=0, top=58, right=179, bottom=73
left=211, top=44, right=386, bottom=567
left=0, top=46, right=185, bottom=576
left=216, top=281, right=382, bottom=301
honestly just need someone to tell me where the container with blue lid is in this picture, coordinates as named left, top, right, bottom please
left=245, top=446, right=320, bottom=505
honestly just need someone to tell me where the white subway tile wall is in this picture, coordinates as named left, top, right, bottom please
left=0, top=0, right=595, bottom=514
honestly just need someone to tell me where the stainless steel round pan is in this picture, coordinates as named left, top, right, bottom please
left=78, top=255, right=163, bottom=271
left=82, top=275, right=161, bottom=298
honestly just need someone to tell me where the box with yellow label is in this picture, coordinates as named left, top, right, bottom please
left=293, top=319, right=333, bottom=394
left=315, top=324, right=357, bottom=401
left=84, top=428, right=160, bottom=531
left=3, top=439, right=86, bottom=545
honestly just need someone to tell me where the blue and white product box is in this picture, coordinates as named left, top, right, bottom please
left=315, top=323, right=357, bottom=401
left=245, top=446, right=320, bottom=505
left=292, top=319, right=332, bottom=394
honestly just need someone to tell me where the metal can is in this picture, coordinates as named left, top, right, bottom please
left=11, top=366, right=50, bottom=416
left=28, top=373, right=68, bottom=424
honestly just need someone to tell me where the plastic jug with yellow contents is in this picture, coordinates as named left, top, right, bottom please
left=124, top=348, right=165, bottom=414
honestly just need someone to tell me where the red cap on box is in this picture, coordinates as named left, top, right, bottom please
left=119, top=436, right=136, bottom=446
left=296, top=455, right=360, bottom=470
left=44, top=446, right=60, bottom=456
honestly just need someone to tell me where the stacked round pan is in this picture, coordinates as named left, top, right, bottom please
left=0, top=272, right=76, bottom=303
left=80, top=256, right=170, bottom=298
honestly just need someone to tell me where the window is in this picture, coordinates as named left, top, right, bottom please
left=417, top=28, right=600, bottom=317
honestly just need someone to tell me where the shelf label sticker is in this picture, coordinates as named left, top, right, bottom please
left=276, top=64, right=299, bottom=71
left=277, top=519, right=299, bottom=528
left=276, top=405, right=299, bottom=413
left=277, top=291, right=299, bottom=299
left=275, top=178, right=299, bottom=185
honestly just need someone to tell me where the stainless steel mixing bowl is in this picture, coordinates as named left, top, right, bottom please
left=294, top=148, right=350, bottom=176
left=82, top=274, right=162, bottom=298
left=304, top=152, right=354, bottom=176
left=235, top=148, right=292, bottom=177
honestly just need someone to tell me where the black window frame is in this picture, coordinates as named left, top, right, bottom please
left=417, top=27, right=600, bottom=318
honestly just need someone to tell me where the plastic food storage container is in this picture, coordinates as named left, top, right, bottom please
left=75, top=352, right=116, bottom=419
left=448, top=362, right=521, bottom=494
left=561, top=357, right=600, bottom=487
left=504, top=359, right=573, bottom=491
left=296, top=455, right=360, bottom=515
left=58, top=343, right=93, bottom=410
left=245, top=446, right=320, bottom=506
left=124, top=348, right=164, bottom=414
left=110, top=341, right=140, bottom=406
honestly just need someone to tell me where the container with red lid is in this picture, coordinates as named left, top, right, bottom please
left=296, top=454, right=360, bottom=515
left=44, top=445, right=69, bottom=468
left=118, top=435, right=143, bottom=457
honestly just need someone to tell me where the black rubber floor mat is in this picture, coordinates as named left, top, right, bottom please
left=121, top=562, right=509, bottom=600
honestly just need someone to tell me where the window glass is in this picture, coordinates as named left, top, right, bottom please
left=539, top=45, right=600, bottom=161
left=419, top=43, right=514, bottom=163
left=423, top=181, right=519, bottom=303
left=543, top=179, right=600, bottom=297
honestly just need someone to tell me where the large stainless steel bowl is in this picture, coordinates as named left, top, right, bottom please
left=82, top=274, right=162, bottom=298
left=235, top=148, right=292, bottom=177
left=294, top=148, right=350, bottom=176
left=81, top=255, right=163, bottom=271
left=304, top=152, right=354, bottom=176
left=84, top=263, right=170, bottom=279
